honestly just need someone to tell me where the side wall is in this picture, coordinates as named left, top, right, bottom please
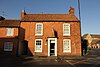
left=0, top=28, right=19, bottom=56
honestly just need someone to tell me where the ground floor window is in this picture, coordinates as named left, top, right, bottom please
left=4, top=42, right=13, bottom=51
left=35, top=39, right=42, bottom=52
left=63, top=39, right=71, bottom=52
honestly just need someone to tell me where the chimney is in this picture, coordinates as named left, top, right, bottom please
left=21, top=10, right=26, bottom=20
left=69, top=7, right=74, bottom=15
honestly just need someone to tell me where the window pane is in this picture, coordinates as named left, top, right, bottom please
left=4, top=42, right=13, bottom=51
left=63, top=39, right=71, bottom=52
left=63, top=24, right=70, bottom=36
left=36, top=23, right=43, bottom=35
left=35, top=39, right=42, bottom=52
left=6, top=28, right=14, bottom=36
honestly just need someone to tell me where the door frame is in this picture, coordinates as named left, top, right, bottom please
left=48, top=38, right=57, bottom=56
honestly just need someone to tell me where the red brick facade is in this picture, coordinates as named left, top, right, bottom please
left=20, top=22, right=81, bottom=56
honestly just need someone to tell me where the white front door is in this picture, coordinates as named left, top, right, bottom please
left=48, top=38, right=57, bottom=56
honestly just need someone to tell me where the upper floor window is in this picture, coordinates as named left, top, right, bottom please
left=4, top=42, right=13, bottom=51
left=63, top=39, right=71, bottom=52
left=35, top=23, right=43, bottom=36
left=35, top=39, right=42, bottom=52
left=63, top=24, right=70, bottom=36
left=6, top=28, right=14, bottom=36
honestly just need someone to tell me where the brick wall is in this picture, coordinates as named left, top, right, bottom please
left=0, top=28, right=18, bottom=37
left=20, top=21, right=82, bottom=56
left=0, top=28, right=19, bottom=56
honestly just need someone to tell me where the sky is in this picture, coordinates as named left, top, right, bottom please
left=0, top=0, right=100, bottom=35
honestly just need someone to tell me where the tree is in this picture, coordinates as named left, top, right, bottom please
left=81, top=37, right=89, bottom=56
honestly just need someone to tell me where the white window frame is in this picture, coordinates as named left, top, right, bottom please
left=35, top=39, right=42, bottom=52
left=63, top=23, right=70, bottom=36
left=4, top=42, right=13, bottom=51
left=48, top=38, right=57, bottom=56
left=6, top=28, right=14, bottom=36
left=35, top=23, right=43, bottom=36
left=63, top=39, right=71, bottom=53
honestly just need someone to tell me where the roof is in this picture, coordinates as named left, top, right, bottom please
left=0, top=20, right=20, bottom=28
left=91, top=34, right=100, bottom=38
left=21, top=14, right=79, bottom=22
left=83, top=34, right=89, bottom=38
left=0, top=16, right=5, bottom=20
left=83, top=34, right=100, bottom=39
left=91, top=40, right=100, bottom=44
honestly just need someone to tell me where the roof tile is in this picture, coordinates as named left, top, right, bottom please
left=21, top=14, right=79, bottom=21
left=0, top=20, right=20, bottom=27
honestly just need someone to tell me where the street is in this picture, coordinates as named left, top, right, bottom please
left=0, top=56, right=72, bottom=67
left=0, top=56, right=100, bottom=67
left=66, top=56, right=100, bottom=67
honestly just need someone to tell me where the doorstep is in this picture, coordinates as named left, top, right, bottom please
left=24, top=55, right=85, bottom=61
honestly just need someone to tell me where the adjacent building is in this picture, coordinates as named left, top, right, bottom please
left=83, top=34, right=100, bottom=48
left=0, top=17, right=20, bottom=56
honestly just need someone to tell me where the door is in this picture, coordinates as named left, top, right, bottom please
left=48, top=38, right=57, bottom=56
left=50, top=41, right=55, bottom=56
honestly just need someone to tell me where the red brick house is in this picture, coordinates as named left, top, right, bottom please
left=20, top=7, right=82, bottom=56
left=0, top=17, right=20, bottom=56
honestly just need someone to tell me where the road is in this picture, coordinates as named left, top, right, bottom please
left=66, top=56, right=100, bottom=67
left=0, top=56, right=100, bottom=67
left=0, top=56, right=72, bottom=67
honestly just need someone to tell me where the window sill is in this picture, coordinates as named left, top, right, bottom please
left=63, top=35, right=70, bottom=36
left=35, top=34, right=43, bottom=36
left=34, top=51, right=42, bottom=52
left=63, top=51, right=71, bottom=53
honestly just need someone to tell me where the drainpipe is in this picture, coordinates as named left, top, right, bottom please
left=17, top=22, right=21, bottom=56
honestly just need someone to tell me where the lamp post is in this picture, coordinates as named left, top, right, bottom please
left=78, top=0, right=81, bottom=21
left=78, top=0, right=83, bottom=56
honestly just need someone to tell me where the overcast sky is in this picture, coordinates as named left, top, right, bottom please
left=0, top=0, right=100, bottom=35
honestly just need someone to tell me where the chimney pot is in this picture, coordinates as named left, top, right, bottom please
left=21, top=10, right=26, bottom=20
left=69, top=7, right=74, bottom=15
